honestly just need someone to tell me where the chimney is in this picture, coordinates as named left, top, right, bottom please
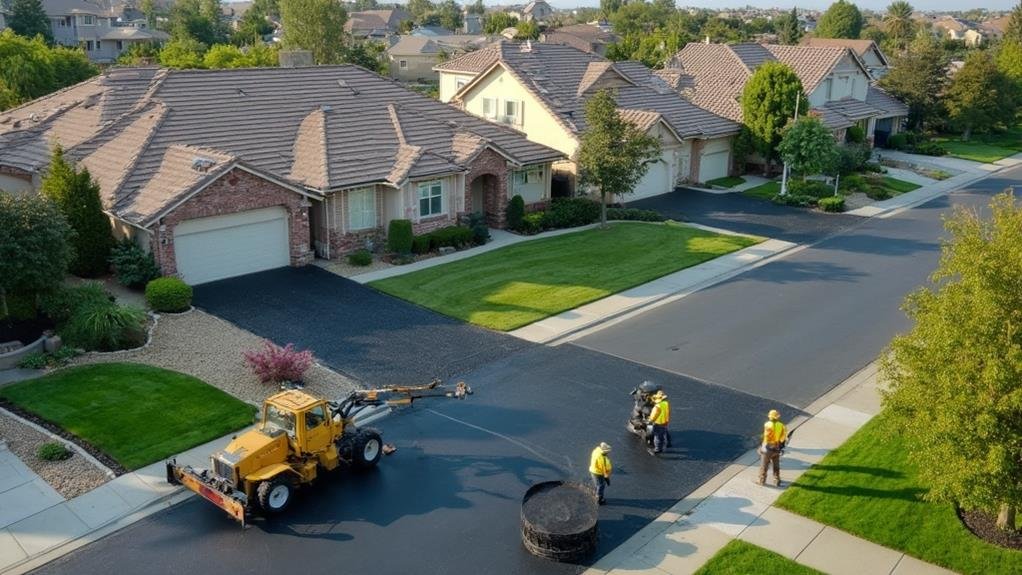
left=278, top=50, right=314, bottom=68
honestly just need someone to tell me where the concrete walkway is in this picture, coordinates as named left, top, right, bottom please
left=510, top=230, right=796, bottom=343
left=585, top=364, right=957, bottom=575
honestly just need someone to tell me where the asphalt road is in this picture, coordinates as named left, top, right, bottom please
left=192, top=266, right=531, bottom=386
left=579, top=170, right=1019, bottom=407
left=33, top=345, right=780, bottom=575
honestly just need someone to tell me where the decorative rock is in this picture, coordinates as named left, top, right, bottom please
left=438, top=246, right=456, bottom=255
left=44, top=335, right=63, bottom=354
left=521, top=481, right=599, bottom=562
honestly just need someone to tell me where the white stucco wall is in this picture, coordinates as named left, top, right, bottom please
left=0, top=174, right=34, bottom=194
left=438, top=71, right=478, bottom=103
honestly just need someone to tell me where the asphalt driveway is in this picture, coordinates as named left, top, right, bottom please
left=631, top=188, right=863, bottom=244
left=34, top=344, right=786, bottom=575
left=192, top=266, right=531, bottom=386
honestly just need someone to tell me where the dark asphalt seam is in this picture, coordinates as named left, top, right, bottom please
left=425, top=408, right=573, bottom=473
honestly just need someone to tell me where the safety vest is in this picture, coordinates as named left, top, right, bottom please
left=589, top=447, right=612, bottom=477
left=763, top=421, right=787, bottom=446
left=649, top=400, right=670, bottom=425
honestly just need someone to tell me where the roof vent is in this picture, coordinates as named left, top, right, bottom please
left=522, top=39, right=532, bottom=52
left=320, top=104, right=332, bottom=112
left=237, top=88, right=247, bottom=96
left=337, top=79, right=360, bottom=95
left=191, top=156, right=217, bottom=172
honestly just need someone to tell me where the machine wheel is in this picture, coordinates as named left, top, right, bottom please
left=257, top=476, right=294, bottom=513
left=351, top=428, right=383, bottom=469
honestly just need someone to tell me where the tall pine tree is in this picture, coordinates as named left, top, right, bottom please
left=777, top=7, right=803, bottom=45
left=8, top=0, right=52, bottom=42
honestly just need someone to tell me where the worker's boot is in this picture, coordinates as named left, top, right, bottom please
left=774, top=477, right=782, bottom=487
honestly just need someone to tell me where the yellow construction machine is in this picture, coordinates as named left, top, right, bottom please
left=166, top=379, right=471, bottom=525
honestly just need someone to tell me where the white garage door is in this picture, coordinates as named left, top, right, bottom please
left=630, top=159, right=672, bottom=200
left=699, top=151, right=730, bottom=183
left=174, top=207, right=290, bottom=285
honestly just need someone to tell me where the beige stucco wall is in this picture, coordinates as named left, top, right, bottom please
left=0, top=173, right=34, bottom=194
left=390, top=53, right=441, bottom=82
left=438, top=71, right=478, bottom=103
left=808, top=53, right=870, bottom=107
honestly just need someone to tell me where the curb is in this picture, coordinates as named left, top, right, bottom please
left=0, top=406, right=116, bottom=479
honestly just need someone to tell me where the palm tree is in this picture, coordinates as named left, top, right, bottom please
left=884, top=1, right=915, bottom=48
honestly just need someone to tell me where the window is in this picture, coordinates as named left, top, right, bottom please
left=399, top=59, right=408, bottom=69
left=81, top=40, right=95, bottom=51
left=305, top=405, right=327, bottom=429
left=263, top=405, right=296, bottom=438
left=456, top=78, right=467, bottom=90
left=347, top=186, right=376, bottom=230
left=418, top=180, right=443, bottom=217
left=482, top=97, right=497, bottom=120
left=503, top=99, right=522, bottom=125
left=95, top=40, right=101, bottom=50
left=116, top=40, right=123, bottom=51
left=514, top=167, right=543, bottom=185
left=78, top=14, right=95, bottom=26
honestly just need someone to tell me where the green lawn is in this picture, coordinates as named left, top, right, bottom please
left=0, top=363, right=256, bottom=470
left=876, top=176, right=921, bottom=195
left=706, top=176, right=746, bottom=189
left=694, top=540, right=822, bottom=575
left=371, top=222, right=759, bottom=331
left=933, top=128, right=1022, bottom=163
left=776, top=413, right=1022, bottom=575
left=742, top=181, right=780, bottom=201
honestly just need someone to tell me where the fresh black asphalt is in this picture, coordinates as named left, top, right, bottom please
left=580, top=177, right=1010, bottom=407
left=192, top=266, right=531, bottom=386
left=33, top=345, right=783, bottom=575
left=631, top=188, right=862, bottom=243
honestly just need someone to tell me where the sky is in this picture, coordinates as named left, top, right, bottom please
left=542, top=0, right=1018, bottom=11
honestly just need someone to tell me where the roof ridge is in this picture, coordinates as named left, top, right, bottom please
left=388, top=103, right=407, bottom=146
left=104, top=101, right=169, bottom=212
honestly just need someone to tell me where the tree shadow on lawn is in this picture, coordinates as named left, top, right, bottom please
left=790, top=481, right=925, bottom=502
left=805, top=463, right=905, bottom=479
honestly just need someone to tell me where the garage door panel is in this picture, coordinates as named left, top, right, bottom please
left=175, top=208, right=290, bottom=285
left=630, top=160, right=671, bottom=200
left=699, top=151, right=729, bottom=183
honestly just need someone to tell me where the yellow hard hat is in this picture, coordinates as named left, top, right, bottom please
left=652, top=390, right=667, bottom=401
left=768, top=409, right=781, bottom=421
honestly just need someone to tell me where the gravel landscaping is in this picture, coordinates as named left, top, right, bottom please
left=0, top=411, right=108, bottom=499
left=73, top=309, right=358, bottom=404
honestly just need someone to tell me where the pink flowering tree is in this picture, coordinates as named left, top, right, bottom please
left=244, top=341, right=313, bottom=385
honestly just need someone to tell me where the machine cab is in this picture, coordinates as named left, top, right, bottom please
left=262, top=390, right=336, bottom=455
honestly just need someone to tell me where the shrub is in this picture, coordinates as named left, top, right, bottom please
left=108, top=238, right=160, bottom=288
left=840, top=174, right=868, bottom=194
left=886, top=133, right=909, bottom=150
left=913, top=142, right=947, bottom=156
left=411, top=235, right=431, bottom=254
left=39, top=282, right=111, bottom=324
left=845, top=125, right=865, bottom=143
left=347, top=250, right=372, bottom=267
left=4, top=293, right=38, bottom=321
left=862, top=162, right=885, bottom=173
left=835, top=143, right=872, bottom=175
left=428, top=226, right=474, bottom=250
left=544, top=197, right=601, bottom=229
left=605, top=207, right=665, bottom=222
left=18, top=352, right=48, bottom=369
left=36, top=442, right=72, bottom=462
left=145, top=277, right=193, bottom=313
left=788, top=179, right=833, bottom=199
left=62, top=302, right=146, bottom=351
left=507, top=195, right=525, bottom=231
left=521, top=212, right=547, bottom=234
left=818, top=196, right=846, bottom=212
left=771, top=193, right=817, bottom=207
left=387, top=219, right=413, bottom=254
left=244, top=341, right=313, bottom=384
left=0, top=194, right=74, bottom=319
left=40, top=147, right=113, bottom=278
left=463, top=212, right=490, bottom=245
left=864, top=176, right=894, bottom=200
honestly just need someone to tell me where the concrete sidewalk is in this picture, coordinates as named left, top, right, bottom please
left=585, top=364, right=956, bottom=575
left=510, top=232, right=796, bottom=343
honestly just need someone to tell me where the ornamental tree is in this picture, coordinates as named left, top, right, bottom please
left=0, top=193, right=74, bottom=319
left=878, top=34, right=948, bottom=131
left=883, top=1, right=915, bottom=48
left=816, top=0, right=864, bottom=39
left=776, top=7, right=803, bottom=45
left=41, top=146, right=114, bottom=278
left=279, top=0, right=347, bottom=64
left=777, top=116, right=838, bottom=179
left=741, top=61, right=806, bottom=173
left=881, top=191, right=1022, bottom=531
left=945, top=51, right=1016, bottom=141
left=577, top=89, right=661, bottom=227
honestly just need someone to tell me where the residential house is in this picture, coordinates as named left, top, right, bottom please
left=411, top=25, right=457, bottom=37
left=540, top=23, right=619, bottom=56
left=222, top=1, right=253, bottom=31
left=979, top=15, right=1011, bottom=41
left=508, top=0, right=553, bottom=23
left=387, top=35, right=490, bottom=82
left=671, top=42, right=908, bottom=150
left=345, top=9, right=411, bottom=39
left=801, top=37, right=890, bottom=79
left=933, top=16, right=984, bottom=46
left=0, top=66, right=562, bottom=285
left=435, top=41, right=743, bottom=199
left=43, top=0, right=168, bottom=63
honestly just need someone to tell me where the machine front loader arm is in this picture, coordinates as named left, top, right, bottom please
left=331, top=379, right=472, bottom=419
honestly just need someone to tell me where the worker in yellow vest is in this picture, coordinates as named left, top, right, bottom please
left=589, top=442, right=612, bottom=505
left=647, top=390, right=670, bottom=455
left=758, top=409, right=788, bottom=486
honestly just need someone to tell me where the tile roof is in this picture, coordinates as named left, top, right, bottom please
left=820, top=98, right=883, bottom=121
left=0, top=65, right=563, bottom=226
left=442, top=41, right=741, bottom=139
left=866, top=85, right=909, bottom=118
left=100, top=27, right=170, bottom=41
left=387, top=36, right=440, bottom=56
left=801, top=38, right=883, bottom=60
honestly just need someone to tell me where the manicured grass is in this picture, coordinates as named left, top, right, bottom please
left=705, top=176, right=746, bottom=189
left=742, top=180, right=780, bottom=201
left=0, top=363, right=256, bottom=470
left=371, top=222, right=759, bottom=331
left=878, top=176, right=921, bottom=195
left=694, top=540, right=822, bottom=575
left=776, top=413, right=1022, bottom=575
left=933, top=128, right=1022, bottom=163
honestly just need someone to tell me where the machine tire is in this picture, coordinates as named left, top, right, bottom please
left=257, top=476, right=294, bottom=514
left=352, top=428, right=383, bottom=469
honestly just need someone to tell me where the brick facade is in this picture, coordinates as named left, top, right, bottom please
left=462, top=148, right=510, bottom=228
left=152, top=168, right=312, bottom=276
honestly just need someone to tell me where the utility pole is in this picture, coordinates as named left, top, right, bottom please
left=779, top=92, right=801, bottom=197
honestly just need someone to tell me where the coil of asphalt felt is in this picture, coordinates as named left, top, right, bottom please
left=521, top=481, right=598, bottom=562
